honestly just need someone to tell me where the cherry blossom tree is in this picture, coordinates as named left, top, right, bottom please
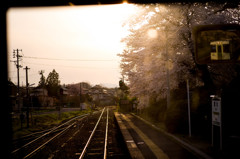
left=119, top=2, right=240, bottom=108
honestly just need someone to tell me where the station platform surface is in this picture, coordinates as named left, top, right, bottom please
left=114, top=112, right=213, bottom=159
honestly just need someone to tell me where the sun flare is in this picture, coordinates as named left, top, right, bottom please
left=147, top=29, right=158, bottom=39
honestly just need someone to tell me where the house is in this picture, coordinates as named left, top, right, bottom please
left=80, top=82, right=91, bottom=94
left=88, top=85, right=117, bottom=106
left=30, top=86, right=55, bottom=107
left=60, top=87, right=69, bottom=96
left=30, top=86, right=48, bottom=96
left=8, top=81, right=19, bottom=111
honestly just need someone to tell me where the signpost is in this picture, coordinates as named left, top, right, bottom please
left=211, top=95, right=222, bottom=150
left=212, top=98, right=221, bottom=126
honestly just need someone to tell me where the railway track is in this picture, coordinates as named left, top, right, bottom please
left=11, top=114, right=88, bottom=159
left=79, top=107, right=130, bottom=159
left=79, top=107, right=108, bottom=159
left=11, top=107, right=130, bottom=159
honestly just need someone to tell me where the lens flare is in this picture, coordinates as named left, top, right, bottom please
left=147, top=29, right=158, bottom=39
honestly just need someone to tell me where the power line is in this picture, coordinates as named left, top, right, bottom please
left=23, top=56, right=117, bottom=62
left=23, top=61, right=119, bottom=70
left=9, top=73, right=38, bottom=79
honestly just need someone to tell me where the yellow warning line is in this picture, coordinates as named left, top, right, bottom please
left=114, top=112, right=144, bottom=159
left=121, top=114, right=169, bottom=159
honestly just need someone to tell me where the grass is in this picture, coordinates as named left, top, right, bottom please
left=12, top=109, right=92, bottom=140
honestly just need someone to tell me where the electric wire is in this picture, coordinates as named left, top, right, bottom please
left=23, top=56, right=117, bottom=62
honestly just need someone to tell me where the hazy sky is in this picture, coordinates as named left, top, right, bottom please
left=7, top=4, right=139, bottom=87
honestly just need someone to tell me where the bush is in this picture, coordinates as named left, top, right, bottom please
left=164, top=88, right=188, bottom=133
left=147, top=98, right=167, bottom=122
left=140, top=86, right=212, bottom=136
left=164, top=99, right=188, bottom=133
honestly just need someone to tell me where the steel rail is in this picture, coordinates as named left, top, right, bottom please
left=79, top=107, right=106, bottom=159
left=104, top=108, right=109, bottom=159
left=12, top=114, right=88, bottom=154
left=23, top=120, right=79, bottom=159
left=13, top=127, right=55, bottom=140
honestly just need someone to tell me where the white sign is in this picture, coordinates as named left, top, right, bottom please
left=212, top=98, right=221, bottom=126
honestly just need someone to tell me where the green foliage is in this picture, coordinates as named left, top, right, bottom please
left=138, top=87, right=188, bottom=133
left=190, top=87, right=211, bottom=137
left=12, top=109, right=91, bottom=139
left=119, top=80, right=129, bottom=94
left=38, top=70, right=46, bottom=87
left=46, top=69, right=61, bottom=97
left=146, top=97, right=167, bottom=122
left=164, top=88, right=188, bottom=133
left=165, top=99, right=188, bottom=133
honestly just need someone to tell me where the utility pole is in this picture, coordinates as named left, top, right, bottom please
left=163, top=27, right=181, bottom=109
left=24, top=66, right=30, bottom=128
left=12, top=49, right=22, bottom=112
left=186, top=79, right=191, bottom=137
left=165, top=30, right=170, bottom=109
left=80, top=83, right=82, bottom=110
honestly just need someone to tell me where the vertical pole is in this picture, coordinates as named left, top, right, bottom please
left=14, top=49, right=22, bottom=112
left=80, top=83, right=82, bottom=110
left=16, top=50, right=20, bottom=99
left=212, top=124, right=214, bottom=147
left=166, top=30, right=170, bottom=109
left=14, top=49, right=23, bottom=128
left=187, top=79, right=191, bottom=137
left=211, top=96, right=222, bottom=150
left=24, top=66, right=30, bottom=128
left=220, top=97, right=222, bottom=150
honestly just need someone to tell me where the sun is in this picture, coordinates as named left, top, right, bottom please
left=122, top=1, right=129, bottom=5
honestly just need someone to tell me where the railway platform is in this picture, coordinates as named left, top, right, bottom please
left=115, top=112, right=213, bottom=159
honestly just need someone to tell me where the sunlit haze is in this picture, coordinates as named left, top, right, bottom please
left=7, top=4, right=138, bottom=87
